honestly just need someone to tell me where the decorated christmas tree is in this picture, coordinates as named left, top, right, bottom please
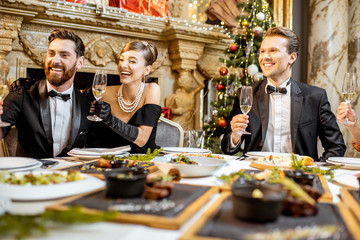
left=205, top=0, right=275, bottom=153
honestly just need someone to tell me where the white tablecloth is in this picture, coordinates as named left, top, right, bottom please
left=4, top=156, right=360, bottom=240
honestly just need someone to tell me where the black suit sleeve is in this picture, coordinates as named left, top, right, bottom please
left=2, top=90, right=22, bottom=136
left=317, top=90, right=346, bottom=159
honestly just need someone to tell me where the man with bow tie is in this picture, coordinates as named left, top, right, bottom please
left=0, top=29, right=92, bottom=158
left=221, top=27, right=345, bottom=161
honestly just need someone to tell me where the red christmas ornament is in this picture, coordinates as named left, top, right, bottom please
left=253, top=26, right=264, bottom=37
left=218, top=118, right=227, bottom=128
left=219, top=67, right=228, bottom=76
left=217, top=83, right=225, bottom=91
left=229, top=42, right=238, bottom=52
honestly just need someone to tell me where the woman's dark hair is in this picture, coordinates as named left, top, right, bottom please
left=48, top=29, right=85, bottom=58
left=120, top=40, right=158, bottom=66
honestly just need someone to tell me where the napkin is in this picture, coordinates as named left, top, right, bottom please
left=68, top=146, right=130, bottom=156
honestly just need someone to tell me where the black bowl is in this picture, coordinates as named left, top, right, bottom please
left=110, top=159, right=128, bottom=168
left=104, top=168, right=148, bottom=198
left=231, top=184, right=285, bottom=222
left=292, top=173, right=315, bottom=186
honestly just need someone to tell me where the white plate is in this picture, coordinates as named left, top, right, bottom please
left=68, top=146, right=130, bottom=156
left=245, top=151, right=295, bottom=157
left=151, top=156, right=226, bottom=177
left=327, top=157, right=360, bottom=165
left=0, top=171, right=105, bottom=200
left=8, top=161, right=42, bottom=172
left=326, top=159, right=360, bottom=170
left=67, top=153, right=103, bottom=160
left=333, top=173, right=360, bottom=189
left=0, top=157, right=41, bottom=170
left=162, top=147, right=211, bottom=154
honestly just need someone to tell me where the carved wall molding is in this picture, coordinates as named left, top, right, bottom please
left=0, top=14, right=23, bottom=60
left=167, top=0, right=187, bottom=19
left=18, top=31, right=47, bottom=66
left=86, top=37, right=117, bottom=67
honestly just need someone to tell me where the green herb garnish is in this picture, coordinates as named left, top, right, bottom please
left=0, top=206, right=116, bottom=240
left=216, top=169, right=248, bottom=184
left=102, top=148, right=163, bottom=162
left=290, top=153, right=342, bottom=181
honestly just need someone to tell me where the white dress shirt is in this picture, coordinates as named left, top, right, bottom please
left=262, top=79, right=292, bottom=153
left=47, top=81, right=73, bottom=156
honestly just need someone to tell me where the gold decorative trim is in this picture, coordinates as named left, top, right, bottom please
left=271, top=0, right=293, bottom=29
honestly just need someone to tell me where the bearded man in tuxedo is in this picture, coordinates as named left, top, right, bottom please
left=221, top=27, right=345, bottom=161
left=0, top=29, right=92, bottom=158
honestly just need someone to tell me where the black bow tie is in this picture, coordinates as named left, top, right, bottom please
left=48, top=90, right=71, bottom=102
left=266, top=85, right=287, bottom=94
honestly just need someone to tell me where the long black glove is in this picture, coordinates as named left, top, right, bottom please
left=81, top=87, right=95, bottom=103
left=90, top=100, right=139, bottom=142
left=10, top=78, right=36, bottom=92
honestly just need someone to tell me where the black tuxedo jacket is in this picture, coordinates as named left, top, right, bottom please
left=2, top=79, right=92, bottom=158
left=221, top=79, right=346, bottom=161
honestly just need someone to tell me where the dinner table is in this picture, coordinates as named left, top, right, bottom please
left=2, top=150, right=360, bottom=240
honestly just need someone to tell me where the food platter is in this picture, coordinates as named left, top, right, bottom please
left=58, top=159, right=156, bottom=180
left=151, top=156, right=227, bottom=177
left=248, top=154, right=317, bottom=170
left=0, top=171, right=105, bottom=200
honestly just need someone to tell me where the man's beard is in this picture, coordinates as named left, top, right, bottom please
left=44, top=62, right=77, bottom=86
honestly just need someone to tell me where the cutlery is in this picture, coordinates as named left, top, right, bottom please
left=39, top=160, right=59, bottom=169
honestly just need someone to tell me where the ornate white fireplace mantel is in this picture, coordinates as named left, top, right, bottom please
left=0, top=0, right=229, bottom=130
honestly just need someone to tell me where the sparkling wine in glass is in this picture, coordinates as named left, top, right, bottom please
left=0, top=60, right=10, bottom=127
left=87, top=69, right=107, bottom=121
left=239, top=86, right=253, bottom=135
left=342, top=72, right=357, bottom=124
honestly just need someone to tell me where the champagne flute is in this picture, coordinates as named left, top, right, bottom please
left=239, top=86, right=252, bottom=134
left=87, top=69, right=107, bottom=121
left=342, top=72, right=357, bottom=124
left=0, top=60, right=10, bottom=127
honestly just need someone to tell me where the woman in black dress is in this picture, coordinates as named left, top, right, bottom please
left=90, top=40, right=161, bottom=153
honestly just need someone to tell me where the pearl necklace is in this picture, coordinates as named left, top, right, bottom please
left=117, top=83, right=144, bottom=113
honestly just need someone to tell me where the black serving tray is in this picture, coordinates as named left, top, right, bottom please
left=47, top=183, right=218, bottom=230
left=193, top=194, right=353, bottom=240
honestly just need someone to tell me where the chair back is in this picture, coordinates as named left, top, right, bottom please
left=155, top=116, right=184, bottom=147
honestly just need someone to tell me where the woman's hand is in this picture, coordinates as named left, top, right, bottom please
left=90, top=100, right=112, bottom=122
left=337, top=102, right=356, bottom=126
